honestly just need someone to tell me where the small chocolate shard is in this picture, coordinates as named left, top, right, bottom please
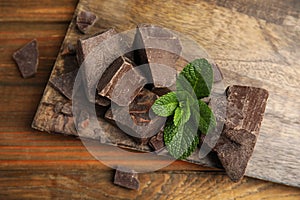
left=104, top=89, right=165, bottom=145
left=149, top=131, right=165, bottom=151
left=114, top=166, right=140, bottom=190
left=95, top=94, right=110, bottom=107
left=61, top=43, right=76, bottom=56
left=13, top=39, right=39, bottom=78
left=76, top=11, right=97, bottom=33
left=214, top=85, right=269, bottom=182
left=97, top=56, right=146, bottom=106
left=151, top=87, right=174, bottom=96
left=212, top=63, right=223, bottom=83
left=49, top=69, right=78, bottom=100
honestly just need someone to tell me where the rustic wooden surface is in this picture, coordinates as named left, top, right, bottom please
left=0, top=0, right=300, bottom=199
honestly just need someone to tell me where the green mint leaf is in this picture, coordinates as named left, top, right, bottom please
left=197, top=100, right=216, bottom=134
left=180, top=58, right=213, bottom=98
left=164, top=118, right=199, bottom=160
left=151, top=92, right=178, bottom=117
left=173, top=107, right=182, bottom=127
left=176, top=73, right=196, bottom=103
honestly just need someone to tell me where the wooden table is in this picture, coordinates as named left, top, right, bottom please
left=0, top=0, right=299, bottom=199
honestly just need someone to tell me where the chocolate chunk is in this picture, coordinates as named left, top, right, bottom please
left=97, top=56, right=146, bottom=106
left=13, top=39, right=39, bottom=78
left=212, top=63, right=223, bottom=83
left=77, top=29, right=117, bottom=65
left=148, top=131, right=165, bottom=151
left=61, top=43, right=76, bottom=56
left=63, top=55, right=79, bottom=72
left=133, top=24, right=181, bottom=87
left=104, top=89, right=165, bottom=145
left=49, top=69, right=78, bottom=100
left=95, top=94, right=110, bottom=107
left=114, top=166, right=140, bottom=190
left=77, top=29, right=133, bottom=103
left=214, top=85, right=269, bottom=182
left=76, top=11, right=97, bottom=33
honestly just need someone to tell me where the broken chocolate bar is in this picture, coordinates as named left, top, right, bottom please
left=77, top=29, right=133, bottom=104
left=97, top=56, right=146, bottom=106
left=148, top=131, right=165, bottom=151
left=105, top=89, right=165, bottom=144
left=49, top=69, right=78, bottom=100
left=76, top=11, right=97, bottom=34
left=213, top=85, right=269, bottom=182
left=133, top=24, right=181, bottom=88
left=114, top=166, right=140, bottom=190
left=13, top=39, right=39, bottom=78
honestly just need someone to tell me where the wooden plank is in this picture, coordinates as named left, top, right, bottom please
left=0, top=170, right=299, bottom=200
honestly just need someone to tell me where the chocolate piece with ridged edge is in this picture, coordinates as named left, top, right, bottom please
left=213, top=85, right=269, bottom=182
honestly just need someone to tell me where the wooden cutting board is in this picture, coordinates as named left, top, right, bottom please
left=32, top=0, right=300, bottom=187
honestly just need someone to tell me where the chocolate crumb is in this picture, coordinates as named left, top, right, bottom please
left=76, top=11, right=97, bottom=33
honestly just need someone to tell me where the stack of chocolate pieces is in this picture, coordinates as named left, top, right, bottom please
left=33, top=13, right=270, bottom=188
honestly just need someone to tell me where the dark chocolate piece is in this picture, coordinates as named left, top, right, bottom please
left=63, top=55, right=79, bottom=73
left=133, top=24, right=181, bottom=87
left=114, top=166, right=140, bottom=190
left=214, top=85, right=269, bottom=182
left=13, top=39, right=39, bottom=78
left=77, top=29, right=133, bottom=104
left=148, top=131, right=165, bottom=151
left=61, top=43, right=76, bottom=56
left=97, top=56, right=146, bottom=106
left=212, top=63, right=223, bottom=83
left=77, top=28, right=117, bottom=65
left=76, top=11, right=97, bottom=34
left=49, top=69, right=78, bottom=100
left=104, top=89, right=165, bottom=145
left=95, top=94, right=110, bottom=107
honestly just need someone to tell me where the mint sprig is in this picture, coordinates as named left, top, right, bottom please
left=151, top=58, right=216, bottom=159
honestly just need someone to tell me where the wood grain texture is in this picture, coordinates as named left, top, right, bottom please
left=1, top=0, right=300, bottom=199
